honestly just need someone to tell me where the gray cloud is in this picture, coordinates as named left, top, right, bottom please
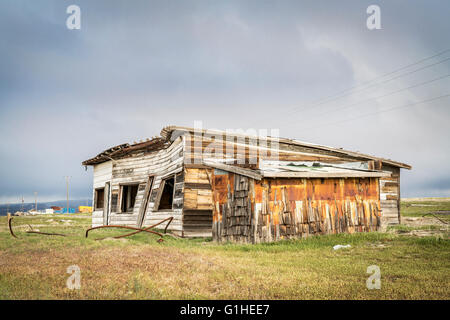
left=0, top=0, right=449, bottom=202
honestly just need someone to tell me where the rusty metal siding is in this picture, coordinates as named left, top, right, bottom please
left=212, top=172, right=381, bottom=243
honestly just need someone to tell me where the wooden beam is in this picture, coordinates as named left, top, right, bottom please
left=136, top=176, right=154, bottom=228
left=203, top=161, right=263, bottom=180
left=262, top=171, right=391, bottom=178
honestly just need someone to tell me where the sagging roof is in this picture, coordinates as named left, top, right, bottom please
left=82, top=137, right=167, bottom=165
left=162, top=126, right=411, bottom=169
left=82, top=125, right=411, bottom=169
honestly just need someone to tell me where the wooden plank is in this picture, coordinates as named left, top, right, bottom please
left=103, top=182, right=110, bottom=225
left=184, top=210, right=214, bottom=215
left=203, top=161, right=262, bottom=180
left=262, top=171, right=391, bottom=178
left=386, top=194, right=399, bottom=200
left=184, top=168, right=211, bottom=184
left=184, top=182, right=211, bottom=190
left=136, top=176, right=154, bottom=228
left=184, top=188, right=198, bottom=209
left=184, top=164, right=211, bottom=169
left=183, top=215, right=213, bottom=221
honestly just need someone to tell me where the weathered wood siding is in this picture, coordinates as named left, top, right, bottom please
left=92, top=161, right=113, bottom=227
left=90, top=130, right=404, bottom=238
left=212, top=172, right=381, bottom=243
left=379, top=165, right=401, bottom=227
left=184, top=133, right=367, bottom=165
left=91, top=137, right=185, bottom=234
left=182, top=167, right=213, bottom=237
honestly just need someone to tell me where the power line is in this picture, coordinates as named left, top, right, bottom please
left=319, top=48, right=450, bottom=97
left=252, top=48, right=450, bottom=126
left=282, top=73, right=450, bottom=127
left=282, top=56, right=450, bottom=118
left=300, top=93, right=450, bottom=131
left=294, top=48, right=450, bottom=108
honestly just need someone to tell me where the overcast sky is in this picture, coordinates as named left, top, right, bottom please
left=1, top=0, right=449, bottom=203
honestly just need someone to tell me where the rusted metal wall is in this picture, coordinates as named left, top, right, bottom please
left=212, top=171, right=381, bottom=243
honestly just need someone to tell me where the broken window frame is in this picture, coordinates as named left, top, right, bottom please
left=94, top=188, right=105, bottom=210
left=154, top=175, right=175, bottom=211
left=119, top=183, right=140, bottom=213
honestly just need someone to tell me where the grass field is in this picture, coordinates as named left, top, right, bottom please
left=0, top=199, right=449, bottom=300
left=401, top=199, right=450, bottom=222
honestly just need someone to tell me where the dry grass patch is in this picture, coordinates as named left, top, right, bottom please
left=0, top=210, right=449, bottom=300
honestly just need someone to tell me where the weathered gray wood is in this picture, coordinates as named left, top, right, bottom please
left=103, top=182, right=110, bottom=225
left=136, top=176, right=154, bottom=228
left=203, top=161, right=262, bottom=180
left=91, top=136, right=186, bottom=231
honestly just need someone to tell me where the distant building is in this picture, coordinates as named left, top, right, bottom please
left=54, top=208, right=75, bottom=214
left=78, top=206, right=93, bottom=213
left=28, top=209, right=52, bottom=215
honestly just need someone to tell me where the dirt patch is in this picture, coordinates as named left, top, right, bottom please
left=366, top=241, right=391, bottom=249
left=99, top=237, right=129, bottom=243
left=432, top=211, right=450, bottom=215
left=402, top=197, right=450, bottom=202
left=390, top=217, right=449, bottom=238
left=402, top=216, right=448, bottom=227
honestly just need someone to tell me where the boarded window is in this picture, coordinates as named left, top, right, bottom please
left=156, top=176, right=175, bottom=210
left=95, top=188, right=105, bottom=210
left=120, top=184, right=139, bottom=213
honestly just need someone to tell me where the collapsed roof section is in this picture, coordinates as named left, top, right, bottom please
left=204, top=160, right=392, bottom=180
left=82, top=137, right=167, bottom=166
left=82, top=125, right=411, bottom=170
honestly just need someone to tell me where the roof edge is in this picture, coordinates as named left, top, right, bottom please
left=160, top=126, right=411, bottom=170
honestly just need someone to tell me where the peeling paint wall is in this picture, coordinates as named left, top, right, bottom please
left=212, top=172, right=381, bottom=243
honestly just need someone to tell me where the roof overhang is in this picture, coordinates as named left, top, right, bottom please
left=82, top=137, right=167, bottom=166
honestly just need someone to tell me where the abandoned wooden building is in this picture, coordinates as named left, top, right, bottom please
left=82, top=126, right=411, bottom=243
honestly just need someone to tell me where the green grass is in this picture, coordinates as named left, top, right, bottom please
left=0, top=208, right=449, bottom=300
left=401, top=199, right=450, bottom=222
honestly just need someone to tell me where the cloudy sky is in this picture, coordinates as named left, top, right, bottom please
left=0, top=0, right=449, bottom=203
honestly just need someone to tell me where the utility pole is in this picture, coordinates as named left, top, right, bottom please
left=21, top=196, right=24, bottom=212
left=34, top=192, right=38, bottom=212
left=65, top=176, right=71, bottom=213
